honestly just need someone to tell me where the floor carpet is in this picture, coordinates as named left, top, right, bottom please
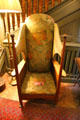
left=0, top=97, right=80, bottom=120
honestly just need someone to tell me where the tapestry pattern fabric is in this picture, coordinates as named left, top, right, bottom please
left=21, top=72, right=56, bottom=94
left=25, top=14, right=54, bottom=72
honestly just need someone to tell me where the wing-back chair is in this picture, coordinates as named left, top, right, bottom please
left=11, top=13, right=66, bottom=108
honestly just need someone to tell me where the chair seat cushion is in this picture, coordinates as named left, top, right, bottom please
left=21, top=72, right=56, bottom=95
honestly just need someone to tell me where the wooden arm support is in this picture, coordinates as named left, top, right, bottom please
left=11, top=59, right=26, bottom=76
left=11, top=47, right=27, bottom=85
left=11, top=59, right=27, bottom=86
left=53, top=34, right=67, bottom=95
left=52, top=60, right=66, bottom=87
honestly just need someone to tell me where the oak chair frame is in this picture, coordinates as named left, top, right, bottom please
left=11, top=33, right=66, bottom=108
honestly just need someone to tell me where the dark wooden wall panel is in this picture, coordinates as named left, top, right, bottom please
left=33, top=0, right=37, bottom=13
left=16, top=13, right=20, bottom=28
left=52, top=0, right=55, bottom=7
left=39, top=0, right=43, bottom=13
left=45, top=0, right=49, bottom=11
left=27, top=0, right=32, bottom=16
left=21, top=0, right=26, bottom=22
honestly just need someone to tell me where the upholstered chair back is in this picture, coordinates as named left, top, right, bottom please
left=25, top=14, right=54, bottom=72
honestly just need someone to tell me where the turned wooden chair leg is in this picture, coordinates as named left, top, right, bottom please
left=19, top=99, right=23, bottom=108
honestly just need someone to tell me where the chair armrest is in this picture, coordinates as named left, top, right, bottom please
left=11, top=59, right=26, bottom=76
left=11, top=59, right=27, bottom=85
left=52, top=60, right=66, bottom=86
left=53, top=60, right=66, bottom=77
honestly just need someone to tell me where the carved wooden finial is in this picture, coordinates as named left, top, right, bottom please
left=61, top=34, right=68, bottom=39
left=10, top=33, right=15, bottom=38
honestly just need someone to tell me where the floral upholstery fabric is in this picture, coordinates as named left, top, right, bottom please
left=21, top=72, right=56, bottom=94
left=25, top=14, right=54, bottom=72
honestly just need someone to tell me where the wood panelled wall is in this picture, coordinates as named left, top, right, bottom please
left=58, top=9, right=80, bottom=42
left=20, top=0, right=62, bottom=21
left=0, top=0, right=63, bottom=44
left=60, top=18, right=80, bottom=42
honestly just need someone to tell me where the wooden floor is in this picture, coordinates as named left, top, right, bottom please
left=0, top=73, right=80, bottom=109
left=0, top=73, right=18, bottom=101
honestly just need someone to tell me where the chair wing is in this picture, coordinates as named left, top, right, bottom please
left=52, top=23, right=66, bottom=91
left=52, top=34, right=66, bottom=95
left=15, top=23, right=27, bottom=58
left=53, top=23, right=62, bottom=57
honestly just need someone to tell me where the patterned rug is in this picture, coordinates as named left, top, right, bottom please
left=0, top=97, right=80, bottom=120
